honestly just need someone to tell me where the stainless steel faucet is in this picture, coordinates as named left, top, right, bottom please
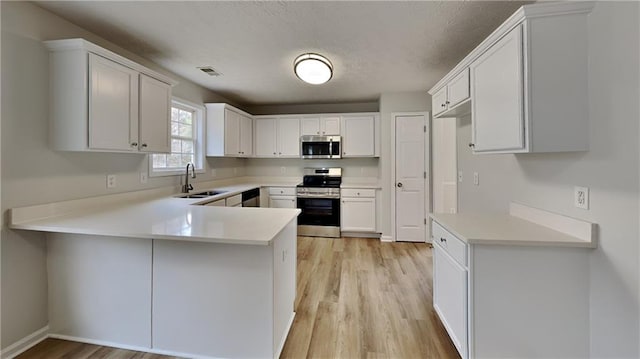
left=182, top=162, right=196, bottom=193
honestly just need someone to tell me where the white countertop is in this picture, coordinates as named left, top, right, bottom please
left=10, top=183, right=301, bottom=246
left=430, top=212, right=596, bottom=248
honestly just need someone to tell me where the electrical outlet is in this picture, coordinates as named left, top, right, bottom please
left=140, top=172, right=148, bottom=184
left=106, top=174, right=116, bottom=189
left=458, top=171, right=463, bottom=183
left=211, top=169, right=217, bottom=177
left=574, top=186, right=589, bottom=209
left=473, top=172, right=479, bottom=186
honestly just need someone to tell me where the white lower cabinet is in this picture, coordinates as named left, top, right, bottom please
left=340, top=189, right=376, bottom=233
left=225, top=194, right=242, bottom=207
left=433, top=242, right=468, bottom=359
left=431, top=219, right=591, bottom=359
left=268, top=187, right=297, bottom=208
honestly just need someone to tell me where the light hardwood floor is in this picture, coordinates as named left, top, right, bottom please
left=17, top=236, right=458, bottom=359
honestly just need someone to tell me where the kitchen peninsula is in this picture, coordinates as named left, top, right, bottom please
left=9, top=187, right=300, bottom=359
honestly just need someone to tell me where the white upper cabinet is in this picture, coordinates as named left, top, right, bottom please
left=301, top=116, right=341, bottom=136
left=341, top=114, right=380, bottom=157
left=432, top=69, right=470, bottom=118
left=139, top=74, right=171, bottom=153
left=45, top=38, right=176, bottom=153
left=278, top=117, right=301, bottom=157
left=206, top=104, right=253, bottom=157
left=471, top=25, right=524, bottom=152
left=428, top=2, right=594, bottom=154
left=254, top=117, right=300, bottom=158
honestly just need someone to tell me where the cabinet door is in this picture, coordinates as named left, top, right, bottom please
left=269, top=196, right=296, bottom=208
left=342, top=116, right=375, bottom=157
left=341, top=197, right=376, bottom=232
left=88, top=53, right=139, bottom=151
left=321, top=116, right=341, bottom=135
left=254, top=118, right=277, bottom=157
left=224, top=109, right=240, bottom=156
left=432, top=86, right=448, bottom=117
left=240, top=115, right=253, bottom=156
left=447, top=68, right=470, bottom=108
left=471, top=25, right=524, bottom=152
left=205, top=199, right=225, bottom=207
left=277, top=118, right=301, bottom=157
left=139, top=74, right=171, bottom=153
left=301, top=118, right=320, bottom=136
left=433, top=244, right=468, bottom=359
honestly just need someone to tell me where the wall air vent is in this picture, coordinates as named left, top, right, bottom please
left=197, top=66, right=222, bottom=76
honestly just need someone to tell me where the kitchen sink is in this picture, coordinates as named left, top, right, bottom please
left=176, top=190, right=228, bottom=199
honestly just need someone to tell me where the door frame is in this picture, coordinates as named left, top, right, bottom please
left=390, top=111, right=431, bottom=243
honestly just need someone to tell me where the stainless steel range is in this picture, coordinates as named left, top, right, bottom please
left=296, top=168, right=342, bottom=238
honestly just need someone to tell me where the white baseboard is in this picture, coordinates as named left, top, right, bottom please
left=380, top=235, right=394, bottom=242
left=1, top=325, right=49, bottom=359
left=341, top=231, right=381, bottom=239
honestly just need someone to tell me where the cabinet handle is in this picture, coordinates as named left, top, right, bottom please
left=279, top=152, right=282, bottom=155
left=273, top=152, right=276, bottom=155
left=141, top=143, right=147, bottom=148
left=445, top=101, right=450, bottom=105
left=397, top=182, right=403, bottom=188
left=316, top=131, right=320, bottom=135
left=131, top=142, right=138, bottom=147
left=468, top=143, right=475, bottom=148
left=441, top=103, right=446, bottom=107
left=440, top=237, right=447, bottom=243
left=357, top=192, right=360, bottom=196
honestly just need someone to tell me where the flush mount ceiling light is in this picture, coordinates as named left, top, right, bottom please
left=294, top=53, right=333, bottom=85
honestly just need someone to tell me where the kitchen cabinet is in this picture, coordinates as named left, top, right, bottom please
left=301, top=116, right=341, bottom=136
left=204, top=199, right=225, bottom=207
left=340, top=189, right=376, bottom=233
left=254, top=116, right=300, bottom=158
left=431, top=203, right=596, bottom=359
left=205, top=103, right=253, bottom=157
left=428, top=2, right=593, bottom=153
left=341, top=114, right=379, bottom=157
left=225, top=194, right=242, bottom=207
left=45, top=38, right=176, bottom=153
left=432, top=68, right=470, bottom=118
left=268, top=187, right=296, bottom=208
left=432, top=222, right=468, bottom=359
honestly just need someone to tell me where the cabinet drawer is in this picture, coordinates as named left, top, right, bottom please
left=225, top=194, right=242, bottom=207
left=341, top=188, right=375, bottom=198
left=268, top=187, right=296, bottom=196
left=432, top=221, right=467, bottom=266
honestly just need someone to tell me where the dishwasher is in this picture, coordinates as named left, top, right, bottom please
left=241, top=188, right=260, bottom=207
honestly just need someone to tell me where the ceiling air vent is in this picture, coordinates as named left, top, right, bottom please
left=197, top=66, right=221, bottom=76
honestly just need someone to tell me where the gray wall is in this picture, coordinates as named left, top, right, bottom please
left=0, top=1, right=242, bottom=348
left=379, top=92, right=431, bottom=239
left=456, top=2, right=639, bottom=356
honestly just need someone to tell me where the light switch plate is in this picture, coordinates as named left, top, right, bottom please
left=140, top=172, right=148, bottom=184
left=574, top=186, right=589, bottom=209
left=458, top=171, right=463, bottom=183
left=473, top=172, right=479, bottom=186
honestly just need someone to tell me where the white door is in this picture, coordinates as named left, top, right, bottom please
left=254, top=118, right=277, bottom=157
left=277, top=118, right=300, bottom=157
left=432, top=117, right=457, bottom=214
left=395, top=114, right=427, bottom=242
left=139, top=74, right=171, bottom=153
left=88, top=53, right=139, bottom=151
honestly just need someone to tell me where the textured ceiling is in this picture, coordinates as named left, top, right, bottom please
left=35, top=1, right=532, bottom=106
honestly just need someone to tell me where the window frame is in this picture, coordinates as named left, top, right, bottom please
left=149, top=98, right=205, bottom=177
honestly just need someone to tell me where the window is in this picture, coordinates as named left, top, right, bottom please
left=150, top=99, right=204, bottom=176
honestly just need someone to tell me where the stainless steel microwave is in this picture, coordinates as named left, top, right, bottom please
left=300, top=135, right=341, bottom=159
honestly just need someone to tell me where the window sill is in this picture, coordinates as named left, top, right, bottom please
left=149, top=168, right=206, bottom=178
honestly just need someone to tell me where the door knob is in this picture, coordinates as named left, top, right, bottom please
left=397, top=182, right=403, bottom=188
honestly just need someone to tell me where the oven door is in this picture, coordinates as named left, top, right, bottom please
left=297, top=197, right=340, bottom=227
